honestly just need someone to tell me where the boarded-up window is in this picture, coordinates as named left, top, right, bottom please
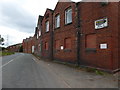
left=45, top=42, right=48, bottom=50
left=86, top=34, right=96, bottom=48
left=55, top=40, right=60, bottom=50
left=64, top=38, right=71, bottom=49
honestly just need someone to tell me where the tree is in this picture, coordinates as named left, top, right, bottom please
left=19, top=46, right=23, bottom=52
left=0, top=35, right=4, bottom=45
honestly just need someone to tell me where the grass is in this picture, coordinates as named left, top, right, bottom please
left=85, top=67, right=108, bottom=75
left=0, top=51, right=15, bottom=56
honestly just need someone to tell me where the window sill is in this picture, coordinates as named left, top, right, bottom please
left=65, top=22, right=72, bottom=26
left=45, top=31, right=49, bottom=33
left=64, top=49, right=72, bottom=52
left=85, top=48, right=97, bottom=53
left=56, top=49, right=60, bottom=51
left=54, top=49, right=60, bottom=53
left=54, top=27, right=60, bottom=30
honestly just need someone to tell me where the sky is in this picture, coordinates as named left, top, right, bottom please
left=1, top=0, right=118, bottom=47
left=0, top=0, right=84, bottom=47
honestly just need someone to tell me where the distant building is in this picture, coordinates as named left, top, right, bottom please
left=7, top=43, right=22, bottom=52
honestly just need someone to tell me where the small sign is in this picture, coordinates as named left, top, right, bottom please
left=61, top=46, right=64, bottom=50
left=95, top=18, right=108, bottom=29
left=100, top=44, right=107, bottom=49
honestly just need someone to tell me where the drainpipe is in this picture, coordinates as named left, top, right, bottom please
left=50, top=12, right=54, bottom=60
left=77, top=31, right=80, bottom=66
left=76, top=2, right=81, bottom=66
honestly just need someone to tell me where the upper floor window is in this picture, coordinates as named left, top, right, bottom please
left=65, top=8, right=72, bottom=24
left=38, top=25, right=39, bottom=30
left=55, top=14, right=60, bottom=28
left=37, top=34, right=39, bottom=39
left=45, top=21, right=49, bottom=32
left=39, top=30, right=41, bottom=36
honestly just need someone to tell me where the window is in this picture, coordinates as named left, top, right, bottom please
left=55, top=40, right=60, bottom=50
left=37, top=33, right=39, bottom=39
left=55, top=14, right=60, bottom=28
left=39, top=30, right=41, bottom=36
left=32, top=46, right=35, bottom=53
left=46, top=21, right=49, bottom=32
left=64, top=38, right=71, bottom=49
left=65, top=8, right=72, bottom=24
left=86, top=34, right=96, bottom=48
left=39, top=44, right=42, bottom=52
left=38, top=25, right=39, bottom=30
left=45, top=42, right=48, bottom=50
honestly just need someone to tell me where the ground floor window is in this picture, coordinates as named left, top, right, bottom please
left=86, top=34, right=96, bottom=49
left=55, top=40, right=60, bottom=50
left=45, top=42, right=48, bottom=50
left=64, top=38, right=71, bottom=49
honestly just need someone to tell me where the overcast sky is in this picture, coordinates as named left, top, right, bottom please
left=0, top=0, right=83, bottom=47
left=2, top=0, right=118, bottom=48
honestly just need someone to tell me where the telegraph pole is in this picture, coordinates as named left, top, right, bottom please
left=6, top=35, right=9, bottom=47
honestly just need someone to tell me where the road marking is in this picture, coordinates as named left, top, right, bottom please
left=32, top=58, right=39, bottom=63
left=1, top=59, right=15, bottom=68
left=1, top=55, right=23, bottom=68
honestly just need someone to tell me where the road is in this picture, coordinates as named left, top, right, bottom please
left=2, top=53, right=119, bottom=88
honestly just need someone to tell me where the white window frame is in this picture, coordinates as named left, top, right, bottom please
left=32, top=46, right=35, bottom=53
left=37, top=33, right=39, bottom=39
left=46, top=21, right=49, bottom=32
left=55, top=14, right=60, bottom=28
left=39, top=30, right=41, bottom=36
left=65, top=8, right=72, bottom=24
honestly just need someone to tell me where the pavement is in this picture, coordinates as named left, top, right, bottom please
left=1, top=53, right=119, bottom=88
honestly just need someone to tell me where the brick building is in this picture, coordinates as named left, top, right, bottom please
left=77, top=2, right=119, bottom=72
left=53, top=1, right=78, bottom=63
left=40, top=9, right=54, bottom=60
left=34, top=16, right=43, bottom=57
left=7, top=43, right=22, bottom=52
left=23, top=39, right=28, bottom=53
left=23, top=36, right=35, bottom=54
left=23, top=1, right=120, bottom=72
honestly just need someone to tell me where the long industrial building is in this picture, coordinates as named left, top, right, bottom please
left=23, top=1, right=120, bottom=72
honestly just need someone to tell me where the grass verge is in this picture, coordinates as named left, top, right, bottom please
left=0, top=51, right=15, bottom=56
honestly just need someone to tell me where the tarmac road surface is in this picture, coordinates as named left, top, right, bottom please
left=2, top=53, right=119, bottom=88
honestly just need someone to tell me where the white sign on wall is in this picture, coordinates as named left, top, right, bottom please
left=60, top=46, right=64, bottom=50
left=95, top=18, right=108, bottom=29
left=100, top=44, right=107, bottom=49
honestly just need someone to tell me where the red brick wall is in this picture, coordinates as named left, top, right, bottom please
left=41, top=9, right=53, bottom=59
left=86, top=34, right=96, bottom=48
left=23, top=39, right=27, bottom=53
left=23, top=37, right=35, bottom=54
left=8, top=43, right=22, bottom=52
left=118, top=2, right=120, bottom=70
left=53, top=2, right=77, bottom=63
left=22, top=2, right=119, bottom=72
left=78, top=2, right=119, bottom=71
